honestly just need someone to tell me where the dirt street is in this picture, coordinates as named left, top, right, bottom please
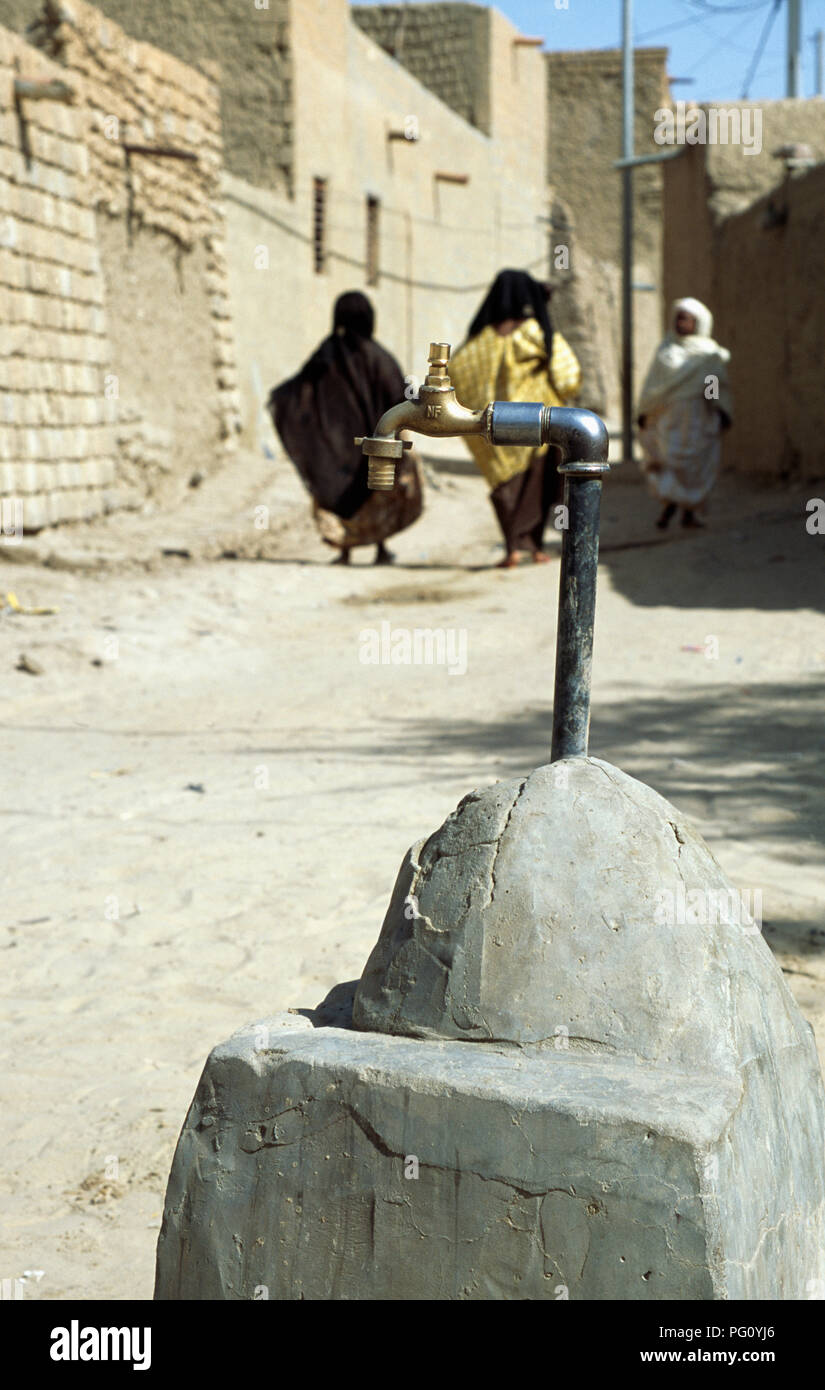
left=2, top=450, right=824, bottom=1300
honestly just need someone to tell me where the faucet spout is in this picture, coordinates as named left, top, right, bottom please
left=372, top=395, right=485, bottom=442
left=356, top=343, right=487, bottom=489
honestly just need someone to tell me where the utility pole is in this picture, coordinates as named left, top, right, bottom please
left=621, top=0, right=634, bottom=465
left=813, top=28, right=824, bottom=96
left=787, top=0, right=802, bottom=96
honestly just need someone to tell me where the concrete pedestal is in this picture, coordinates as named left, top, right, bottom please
left=155, top=759, right=825, bottom=1300
left=155, top=999, right=824, bottom=1300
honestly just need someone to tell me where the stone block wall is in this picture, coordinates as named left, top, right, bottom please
left=351, top=2, right=491, bottom=134
left=0, top=24, right=117, bottom=528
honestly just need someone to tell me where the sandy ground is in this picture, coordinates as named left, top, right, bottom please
left=2, top=446, right=824, bottom=1301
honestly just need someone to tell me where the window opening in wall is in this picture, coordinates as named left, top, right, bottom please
left=366, top=195, right=380, bottom=286
left=313, top=177, right=327, bottom=274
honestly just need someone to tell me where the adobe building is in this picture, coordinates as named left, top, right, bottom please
left=663, top=99, right=825, bottom=307
left=663, top=101, right=825, bottom=481
left=1, top=0, right=677, bottom=517
left=43, top=0, right=549, bottom=453
left=10, top=2, right=821, bottom=510
left=354, top=16, right=673, bottom=425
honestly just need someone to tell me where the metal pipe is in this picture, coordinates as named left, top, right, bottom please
left=787, top=0, right=802, bottom=97
left=551, top=468, right=605, bottom=761
left=14, top=77, right=74, bottom=102
left=621, top=0, right=634, bottom=468
left=613, top=149, right=685, bottom=169
left=544, top=410, right=610, bottom=762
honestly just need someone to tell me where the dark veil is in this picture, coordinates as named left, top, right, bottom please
left=269, top=292, right=406, bottom=518
left=467, top=269, right=554, bottom=358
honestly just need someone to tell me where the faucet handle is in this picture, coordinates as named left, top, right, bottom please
left=425, top=342, right=451, bottom=387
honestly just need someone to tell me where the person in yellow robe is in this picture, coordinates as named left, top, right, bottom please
left=449, top=269, right=581, bottom=567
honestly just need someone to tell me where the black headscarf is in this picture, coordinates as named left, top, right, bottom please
left=268, top=292, right=406, bottom=518
left=333, top=290, right=374, bottom=340
left=467, top=269, right=554, bottom=358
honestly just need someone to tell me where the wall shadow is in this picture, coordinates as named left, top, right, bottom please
left=595, top=482, right=824, bottom=613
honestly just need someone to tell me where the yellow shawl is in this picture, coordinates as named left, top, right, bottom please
left=448, top=319, right=581, bottom=489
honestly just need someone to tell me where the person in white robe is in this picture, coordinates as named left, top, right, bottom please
left=637, top=297, right=732, bottom=529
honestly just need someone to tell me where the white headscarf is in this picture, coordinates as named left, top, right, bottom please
left=639, top=297, right=732, bottom=418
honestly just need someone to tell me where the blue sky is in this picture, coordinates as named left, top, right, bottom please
left=356, top=0, right=825, bottom=102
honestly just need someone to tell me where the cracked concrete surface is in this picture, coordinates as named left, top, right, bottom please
left=353, top=758, right=805, bottom=1076
left=154, top=1004, right=824, bottom=1299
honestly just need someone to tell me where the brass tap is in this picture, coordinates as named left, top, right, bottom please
left=355, top=338, right=612, bottom=762
left=355, top=342, right=487, bottom=490
left=355, top=338, right=610, bottom=494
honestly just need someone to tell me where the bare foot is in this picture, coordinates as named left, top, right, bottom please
left=496, top=552, right=526, bottom=569
left=532, top=550, right=552, bottom=564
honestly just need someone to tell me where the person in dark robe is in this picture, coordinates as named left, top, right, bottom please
left=268, top=292, right=422, bottom=564
left=449, top=270, right=581, bottom=567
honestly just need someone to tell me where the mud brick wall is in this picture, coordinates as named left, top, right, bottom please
left=545, top=48, right=669, bottom=276
left=351, top=3, right=491, bottom=134
left=0, top=24, right=116, bottom=529
left=49, top=0, right=294, bottom=195
left=713, top=161, right=825, bottom=480
left=665, top=136, right=825, bottom=481
left=30, top=0, right=223, bottom=241
left=28, top=0, right=242, bottom=457
left=545, top=48, right=671, bottom=422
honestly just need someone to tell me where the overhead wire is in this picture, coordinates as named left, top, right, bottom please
left=740, top=0, right=784, bottom=98
left=635, top=14, right=709, bottom=44
left=684, top=0, right=774, bottom=14
left=689, top=8, right=775, bottom=74
left=663, top=0, right=785, bottom=95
